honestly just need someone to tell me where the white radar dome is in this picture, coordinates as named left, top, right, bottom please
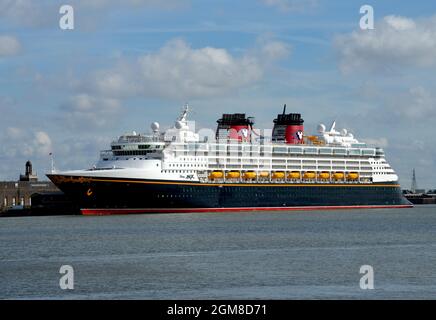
left=151, top=122, right=160, bottom=132
left=341, top=129, right=348, bottom=136
left=175, top=121, right=183, bottom=129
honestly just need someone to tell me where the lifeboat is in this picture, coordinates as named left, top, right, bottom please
left=243, top=171, right=257, bottom=180
left=288, top=171, right=301, bottom=179
left=272, top=171, right=285, bottom=179
left=347, top=172, right=359, bottom=180
left=303, top=171, right=316, bottom=179
left=226, top=171, right=241, bottom=179
left=318, top=172, right=330, bottom=180
left=259, top=171, right=270, bottom=178
left=209, top=171, right=224, bottom=179
left=333, top=172, right=344, bottom=180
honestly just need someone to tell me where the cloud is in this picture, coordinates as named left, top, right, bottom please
left=86, top=38, right=290, bottom=99
left=335, top=15, right=436, bottom=74
left=261, top=0, right=318, bottom=13
left=60, top=94, right=121, bottom=128
left=0, top=0, right=186, bottom=27
left=0, top=35, right=21, bottom=56
left=81, top=0, right=186, bottom=9
left=34, top=131, right=53, bottom=156
left=1, top=128, right=52, bottom=158
left=258, top=39, right=291, bottom=61
left=388, top=86, right=436, bottom=120
left=0, top=0, right=50, bottom=27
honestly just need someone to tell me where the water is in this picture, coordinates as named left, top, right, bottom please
left=1, top=206, right=435, bottom=299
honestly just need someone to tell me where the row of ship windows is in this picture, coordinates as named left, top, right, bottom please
left=162, top=170, right=194, bottom=174
left=154, top=188, right=397, bottom=198
left=103, top=157, right=147, bottom=161
left=168, top=163, right=204, bottom=168
left=171, top=186, right=397, bottom=192
left=173, top=145, right=377, bottom=155
left=173, top=156, right=371, bottom=164
left=170, top=152, right=376, bottom=159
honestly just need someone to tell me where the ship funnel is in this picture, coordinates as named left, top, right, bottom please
left=272, top=105, right=304, bottom=144
left=216, top=113, right=254, bottom=142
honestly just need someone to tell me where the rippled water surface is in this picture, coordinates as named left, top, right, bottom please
left=1, top=206, right=435, bottom=299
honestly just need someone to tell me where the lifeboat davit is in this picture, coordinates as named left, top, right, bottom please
left=288, top=171, right=301, bottom=179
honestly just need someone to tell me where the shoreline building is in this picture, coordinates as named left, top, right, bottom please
left=0, top=161, right=58, bottom=211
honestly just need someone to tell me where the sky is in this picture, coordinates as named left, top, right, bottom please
left=0, top=0, right=435, bottom=189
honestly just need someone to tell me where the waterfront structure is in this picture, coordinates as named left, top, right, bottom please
left=0, top=161, right=58, bottom=211
left=47, top=105, right=412, bottom=215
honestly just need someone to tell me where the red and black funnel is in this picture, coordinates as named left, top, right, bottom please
left=216, top=113, right=254, bottom=142
left=272, top=104, right=304, bottom=144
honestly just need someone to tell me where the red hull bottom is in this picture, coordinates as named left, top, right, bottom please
left=81, top=204, right=413, bottom=216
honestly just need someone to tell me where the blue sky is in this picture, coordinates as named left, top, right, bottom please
left=1, top=0, right=436, bottom=189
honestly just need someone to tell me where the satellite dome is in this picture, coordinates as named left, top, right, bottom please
left=341, top=129, right=348, bottom=136
left=175, top=121, right=183, bottom=129
left=151, top=122, right=160, bottom=132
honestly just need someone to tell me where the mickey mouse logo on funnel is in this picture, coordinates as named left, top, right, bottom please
left=240, top=128, right=249, bottom=138
left=296, top=130, right=303, bottom=140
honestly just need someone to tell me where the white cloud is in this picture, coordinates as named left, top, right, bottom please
left=34, top=131, right=53, bottom=156
left=0, top=0, right=49, bottom=27
left=335, top=15, right=436, bottom=74
left=389, top=86, right=436, bottom=119
left=6, top=127, right=25, bottom=139
left=61, top=94, right=121, bottom=128
left=261, top=0, right=318, bottom=13
left=1, top=129, right=52, bottom=158
left=259, top=39, right=291, bottom=61
left=88, top=38, right=290, bottom=99
left=81, top=0, right=186, bottom=9
left=0, top=0, right=186, bottom=27
left=0, top=35, right=21, bottom=56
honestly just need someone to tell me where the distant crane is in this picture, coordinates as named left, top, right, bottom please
left=411, top=168, right=417, bottom=194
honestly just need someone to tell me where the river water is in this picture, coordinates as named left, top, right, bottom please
left=1, top=206, right=435, bottom=299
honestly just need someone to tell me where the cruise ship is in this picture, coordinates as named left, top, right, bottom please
left=47, top=105, right=412, bottom=215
